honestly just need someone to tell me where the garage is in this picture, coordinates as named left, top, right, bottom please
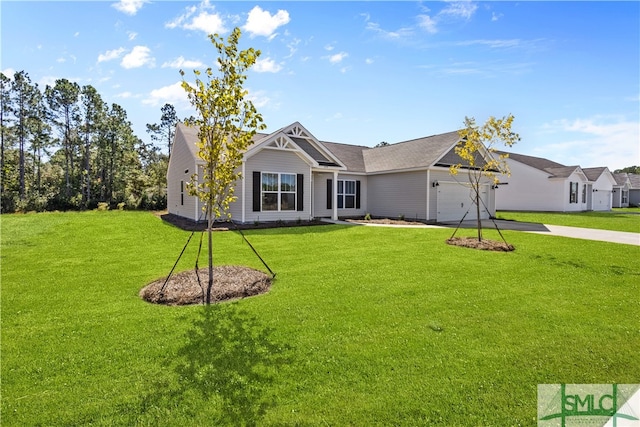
left=436, top=182, right=490, bottom=222
left=591, top=189, right=611, bottom=211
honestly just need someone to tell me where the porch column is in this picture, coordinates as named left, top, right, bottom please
left=333, top=171, right=338, bottom=220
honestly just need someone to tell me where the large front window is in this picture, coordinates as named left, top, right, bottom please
left=338, top=180, right=356, bottom=209
left=262, top=172, right=296, bottom=211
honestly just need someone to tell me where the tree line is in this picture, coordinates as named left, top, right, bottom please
left=1, top=71, right=178, bottom=213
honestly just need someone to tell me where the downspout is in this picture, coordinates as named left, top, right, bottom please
left=310, top=167, right=314, bottom=220
left=333, top=170, right=338, bottom=220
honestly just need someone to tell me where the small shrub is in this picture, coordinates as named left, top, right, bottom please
left=97, top=202, right=109, bottom=211
left=398, top=214, right=405, bottom=221
left=364, top=213, right=372, bottom=221
left=117, top=202, right=125, bottom=211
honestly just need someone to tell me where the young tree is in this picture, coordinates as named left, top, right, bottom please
left=180, top=27, right=265, bottom=304
left=449, top=115, right=520, bottom=241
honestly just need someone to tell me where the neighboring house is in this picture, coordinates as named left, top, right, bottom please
left=627, top=173, right=640, bottom=207
left=167, top=121, right=499, bottom=224
left=612, top=173, right=631, bottom=208
left=495, top=152, right=592, bottom=212
left=582, top=167, right=616, bottom=211
left=495, top=152, right=620, bottom=212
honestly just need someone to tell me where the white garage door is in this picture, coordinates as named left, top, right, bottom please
left=591, top=190, right=610, bottom=211
left=437, top=183, right=489, bottom=222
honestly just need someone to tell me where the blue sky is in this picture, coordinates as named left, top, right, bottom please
left=2, top=1, right=639, bottom=170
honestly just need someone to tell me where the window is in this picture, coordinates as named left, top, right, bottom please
left=337, top=180, right=356, bottom=209
left=569, top=182, right=578, bottom=203
left=261, top=172, right=296, bottom=211
left=622, top=190, right=629, bottom=204
left=180, top=180, right=184, bottom=205
left=581, top=184, right=586, bottom=203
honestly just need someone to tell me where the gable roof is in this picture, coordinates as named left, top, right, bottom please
left=613, top=173, right=630, bottom=186
left=175, top=122, right=268, bottom=162
left=582, top=167, right=607, bottom=181
left=629, top=173, right=640, bottom=189
left=544, top=166, right=583, bottom=179
left=361, top=131, right=462, bottom=173
left=321, top=141, right=369, bottom=173
left=499, top=150, right=584, bottom=179
left=499, top=151, right=565, bottom=171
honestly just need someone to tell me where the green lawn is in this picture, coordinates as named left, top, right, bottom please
left=2, top=211, right=639, bottom=426
left=497, top=210, right=640, bottom=233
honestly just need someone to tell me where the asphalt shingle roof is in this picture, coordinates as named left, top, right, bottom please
left=362, top=131, right=461, bottom=173
left=582, top=167, right=608, bottom=181
left=321, top=141, right=369, bottom=172
left=628, top=173, right=640, bottom=189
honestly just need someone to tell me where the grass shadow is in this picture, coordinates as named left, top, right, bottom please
left=136, top=303, right=292, bottom=425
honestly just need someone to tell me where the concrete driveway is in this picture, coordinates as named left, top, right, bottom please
left=439, top=219, right=640, bottom=246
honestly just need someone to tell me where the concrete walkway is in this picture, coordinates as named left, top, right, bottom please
left=526, top=224, right=640, bottom=246
left=322, top=218, right=640, bottom=246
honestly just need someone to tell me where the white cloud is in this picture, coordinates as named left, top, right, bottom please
left=253, top=57, right=282, bottom=73
left=243, top=6, right=290, bottom=39
left=115, top=91, right=134, bottom=99
left=417, top=15, right=438, bottom=34
left=127, top=31, right=138, bottom=41
left=112, top=0, right=147, bottom=16
left=121, top=46, right=155, bottom=69
left=363, top=12, right=414, bottom=40
left=247, top=89, right=270, bottom=109
left=161, top=56, right=205, bottom=69
left=185, top=11, right=225, bottom=34
left=440, top=1, right=478, bottom=20
left=166, top=1, right=226, bottom=35
left=492, top=12, right=503, bottom=22
left=365, top=58, right=374, bottom=65
left=74, top=32, right=80, bottom=37
left=539, top=116, right=640, bottom=170
left=143, top=81, right=190, bottom=107
left=2, top=68, right=16, bottom=78
left=324, top=44, right=335, bottom=52
left=329, top=52, right=348, bottom=64
left=98, top=47, right=126, bottom=63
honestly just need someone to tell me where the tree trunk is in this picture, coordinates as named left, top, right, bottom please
left=475, top=186, right=482, bottom=242
left=206, top=199, right=214, bottom=304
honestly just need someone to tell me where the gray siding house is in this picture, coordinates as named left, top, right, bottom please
left=167, top=122, right=498, bottom=224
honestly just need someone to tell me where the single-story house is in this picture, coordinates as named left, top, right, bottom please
left=612, top=173, right=631, bottom=208
left=629, top=174, right=640, bottom=206
left=495, top=151, right=615, bottom=212
left=582, top=167, right=616, bottom=211
left=167, top=121, right=499, bottom=224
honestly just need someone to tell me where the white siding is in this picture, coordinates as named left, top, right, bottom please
left=495, top=159, right=585, bottom=212
left=313, top=172, right=367, bottom=218
left=167, top=127, right=201, bottom=221
left=590, top=173, right=613, bottom=211
left=242, top=149, right=312, bottom=223
left=367, top=171, right=428, bottom=221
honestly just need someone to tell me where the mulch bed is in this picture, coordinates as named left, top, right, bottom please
left=157, top=212, right=327, bottom=232
left=446, top=237, right=515, bottom=252
left=140, top=265, right=273, bottom=305
left=345, top=218, right=427, bottom=226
